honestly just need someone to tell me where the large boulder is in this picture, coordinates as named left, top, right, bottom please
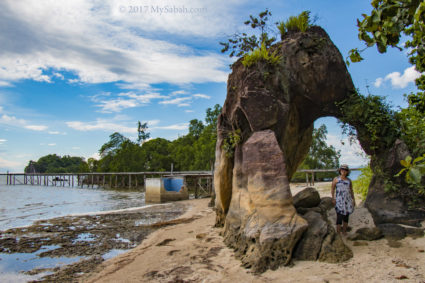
left=215, top=26, right=354, bottom=272
left=293, top=187, right=321, bottom=209
left=365, top=140, right=425, bottom=227
left=223, top=130, right=308, bottom=273
left=293, top=211, right=328, bottom=260
left=318, top=223, right=353, bottom=263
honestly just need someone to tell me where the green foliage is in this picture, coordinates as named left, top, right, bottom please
left=277, top=10, right=311, bottom=38
left=222, top=129, right=241, bottom=158
left=25, top=154, right=89, bottom=173
left=137, top=121, right=150, bottom=144
left=353, top=164, right=373, bottom=200
left=396, top=155, right=425, bottom=186
left=346, top=48, right=364, bottom=66
left=99, top=132, right=128, bottom=157
left=397, top=96, right=425, bottom=157
left=242, top=42, right=281, bottom=68
left=292, top=125, right=341, bottom=182
left=95, top=104, right=222, bottom=173
left=220, top=9, right=276, bottom=58
left=349, top=0, right=425, bottom=107
left=336, top=92, right=400, bottom=153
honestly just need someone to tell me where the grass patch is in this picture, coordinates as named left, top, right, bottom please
left=242, top=42, right=280, bottom=68
left=277, top=11, right=311, bottom=38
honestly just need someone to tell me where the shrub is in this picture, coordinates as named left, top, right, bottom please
left=353, top=165, right=373, bottom=201
left=222, top=129, right=241, bottom=158
left=277, top=11, right=311, bottom=39
left=242, top=42, right=280, bottom=68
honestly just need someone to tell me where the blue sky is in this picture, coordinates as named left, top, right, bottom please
left=0, top=0, right=421, bottom=172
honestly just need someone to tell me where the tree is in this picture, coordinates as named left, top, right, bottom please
left=188, top=119, right=204, bottom=139
left=25, top=154, right=89, bottom=173
left=141, top=138, right=173, bottom=171
left=220, top=9, right=276, bottom=58
left=99, top=132, right=128, bottom=157
left=348, top=0, right=425, bottom=111
left=292, top=125, right=341, bottom=181
left=137, top=121, right=150, bottom=144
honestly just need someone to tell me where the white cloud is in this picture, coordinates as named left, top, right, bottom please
left=160, top=97, right=191, bottom=106
left=0, top=81, right=12, bottom=87
left=374, top=66, right=422, bottom=89
left=193, top=93, right=210, bottom=99
left=47, top=143, right=56, bottom=146
left=72, top=146, right=80, bottom=150
left=66, top=119, right=137, bottom=134
left=171, top=90, right=189, bottom=96
left=48, top=131, right=61, bottom=135
left=0, top=139, right=6, bottom=144
left=67, top=118, right=187, bottom=133
left=25, top=125, right=48, bottom=131
left=0, top=114, right=48, bottom=131
left=153, top=123, right=189, bottom=130
left=185, top=110, right=194, bottom=113
left=374, top=77, right=384, bottom=88
left=0, top=0, right=230, bottom=89
left=326, top=134, right=369, bottom=167
left=89, top=152, right=101, bottom=160
left=91, top=92, right=165, bottom=113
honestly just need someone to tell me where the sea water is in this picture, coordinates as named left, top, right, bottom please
left=0, top=184, right=146, bottom=231
left=0, top=179, right=147, bottom=282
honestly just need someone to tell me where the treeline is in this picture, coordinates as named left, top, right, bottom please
left=25, top=154, right=88, bottom=173
left=25, top=104, right=341, bottom=180
left=91, top=104, right=222, bottom=172
left=25, top=105, right=222, bottom=174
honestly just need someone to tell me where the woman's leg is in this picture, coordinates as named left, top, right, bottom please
left=342, top=214, right=349, bottom=235
left=336, top=213, right=343, bottom=233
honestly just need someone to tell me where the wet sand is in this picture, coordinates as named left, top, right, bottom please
left=0, top=202, right=190, bottom=282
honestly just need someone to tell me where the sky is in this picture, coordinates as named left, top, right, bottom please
left=0, top=0, right=422, bottom=172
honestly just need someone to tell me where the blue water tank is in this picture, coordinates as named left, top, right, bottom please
left=163, top=177, right=184, bottom=192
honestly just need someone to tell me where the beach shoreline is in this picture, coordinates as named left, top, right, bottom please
left=1, top=182, right=424, bottom=282
left=0, top=201, right=191, bottom=282
left=82, top=184, right=425, bottom=283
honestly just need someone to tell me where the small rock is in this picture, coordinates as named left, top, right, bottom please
left=387, top=239, right=402, bottom=248
left=395, top=275, right=408, bottom=280
left=348, top=227, right=383, bottom=241
left=377, top=223, right=406, bottom=240
left=353, top=241, right=368, bottom=246
left=418, top=249, right=424, bottom=253
left=405, top=227, right=425, bottom=239
left=196, top=233, right=207, bottom=239
left=156, top=238, right=175, bottom=246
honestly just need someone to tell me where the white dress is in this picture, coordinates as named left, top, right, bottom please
left=335, top=177, right=354, bottom=215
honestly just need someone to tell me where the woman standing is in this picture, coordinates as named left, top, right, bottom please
left=331, top=164, right=356, bottom=235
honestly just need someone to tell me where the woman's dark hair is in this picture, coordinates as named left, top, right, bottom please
left=338, top=168, right=350, bottom=177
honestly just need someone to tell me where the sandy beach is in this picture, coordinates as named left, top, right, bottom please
left=82, top=183, right=425, bottom=283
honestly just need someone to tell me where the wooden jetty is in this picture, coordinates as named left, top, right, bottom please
left=1, top=168, right=362, bottom=195
left=299, top=168, right=361, bottom=186
left=1, top=171, right=214, bottom=198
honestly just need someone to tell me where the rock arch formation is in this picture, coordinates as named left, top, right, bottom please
left=214, top=26, right=425, bottom=272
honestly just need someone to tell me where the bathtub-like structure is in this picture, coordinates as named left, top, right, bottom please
left=145, top=176, right=189, bottom=203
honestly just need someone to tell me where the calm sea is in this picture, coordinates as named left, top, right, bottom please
left=0, top=177, right=146, bottom=231
left=0, top=176, right=149, bottom=282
